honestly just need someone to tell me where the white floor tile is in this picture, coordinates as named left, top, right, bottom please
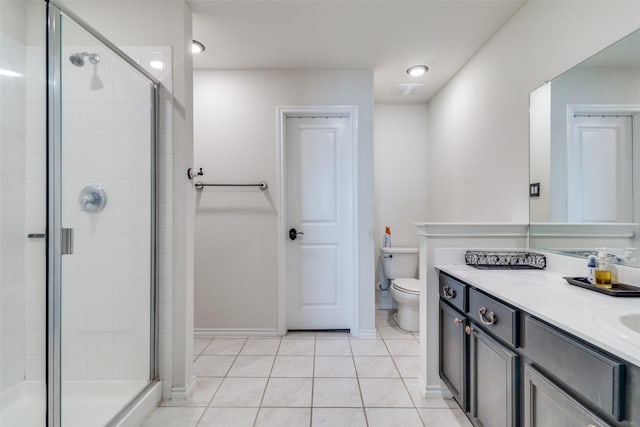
left=193, top=339, right=212, bottom=357
left=141, top=407, right=204, bottom=427
left=365, top=408, right=423, bottom=427
left=313, top=378, right=363, bottom=407
left=270, top=356, right=314, bottom=377
left=209, top=377, right=268, bottom=407
left=354, top=356, right=400, bottom=378
left=160, top=377, right=222, bottom=407
left=240, top=338, right=281, bottom=356
left=315, top=339, right=351, bottom=356
left=350, top=340, right=389, bottom=356
left=385, top=339, right=420, bottom=356
left=194, top=356, right=235, bottom=377
left=227, top=356, right=274, bottom=377
left=377, top=326, right=415, bottom=340
left=202, top=338, right=246, bottom=356
left=261, top=378, right=312, bottom=407
left=359, top=378, right=413, bottom=407
left=197, top=407, right=258, bottom=427
left=315, top=331, right=350, bottom=340
left=144, top=313, right=471, bottom=427
left=312, top=408, right=367, bottom=427
left=314, top=356, right=356, bottom=378
left=282, top=331, right=315, bottom=340
left=277, top=339, right=315, bottom=356
left=254, top=408, right=311, bottom=427
left=418, top=407, right=473, bottom=427
left=393, top=356, right=420, bottom=378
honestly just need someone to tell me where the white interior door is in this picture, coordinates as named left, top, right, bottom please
left=568, top=115, right=633, bottom=222
left=286, top=116, right=353, bottom=330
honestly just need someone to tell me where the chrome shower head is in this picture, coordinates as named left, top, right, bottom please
left=69, top=52, right=100, bottom=67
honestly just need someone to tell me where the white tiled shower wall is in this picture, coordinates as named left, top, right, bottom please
left=59, top=43, right=173, bottom=382
left=0, top=30, right=27, bottom=394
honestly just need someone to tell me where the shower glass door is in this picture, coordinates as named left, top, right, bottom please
left=49, top=4, right=158, bottom=426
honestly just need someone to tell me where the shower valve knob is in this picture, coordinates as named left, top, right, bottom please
left=79, top=185, right=107, bottom=212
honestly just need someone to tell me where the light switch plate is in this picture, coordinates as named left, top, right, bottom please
left=530, top=182, right=540, bottom=197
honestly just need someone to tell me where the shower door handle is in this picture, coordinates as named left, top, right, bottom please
left=61, top=228, right=74, bottom=255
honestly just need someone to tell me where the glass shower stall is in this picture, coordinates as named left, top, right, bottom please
left=0, top=0, right=160, bottom=425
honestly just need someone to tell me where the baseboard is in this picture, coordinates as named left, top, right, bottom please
left=194, top=328, right=280, bottom=338
left=355, top=329, right=378, bottom=338
left=417, top=374, right=446, bottom=399
left=170, top=376, right=195, bottom=400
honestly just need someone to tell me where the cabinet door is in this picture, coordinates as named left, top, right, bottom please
left=469, top=324, right=518, bottom=427
left=439, top=300, right=467, bottom=409
left=524, top=365, right=608, bottom=427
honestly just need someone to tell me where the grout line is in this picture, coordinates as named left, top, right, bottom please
left=310, top=335, right=316, bottom=427
left=251, top=336, right=282, bottom=427
left=352, top=329, right=369, bottom=427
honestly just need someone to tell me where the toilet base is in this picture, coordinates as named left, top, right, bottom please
left=393, top=305, right=419, bottom=332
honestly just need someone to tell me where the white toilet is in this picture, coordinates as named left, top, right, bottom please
left=381, top=247, right=420, bottom=332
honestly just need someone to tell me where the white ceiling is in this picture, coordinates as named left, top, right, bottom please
left=189, top=0, right=525, bottom=104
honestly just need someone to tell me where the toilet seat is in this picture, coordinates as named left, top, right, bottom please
left=391, top=278, right=420, bottom=295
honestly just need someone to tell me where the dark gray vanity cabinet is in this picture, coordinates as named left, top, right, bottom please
left=468, top=324, right=518, bottom=427
left=466, top=287, right=520, bottom=427
left=438, top=270, right=640, bottom=427
left=523, top=364, right=609, bottom=427
left=439, top=300, right=467, bottom=409
left=439, top=272, right=519, bottom=426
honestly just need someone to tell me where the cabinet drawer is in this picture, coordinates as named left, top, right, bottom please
left=468, top=288, right=519, bottom=348
left=525, top=316, right=625, bottom=421
left=439, top=272, right=467, bottom=312
left=524, top=364, right=609, bottom=427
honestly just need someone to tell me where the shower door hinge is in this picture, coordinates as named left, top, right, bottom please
left=61, top=228, right=74, bottom=255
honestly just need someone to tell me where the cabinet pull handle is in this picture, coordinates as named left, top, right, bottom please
left=453, top=317, right=463, bottom=326
left=478, top=307, right=497, bottom=325
left=464, top=325, right=474, bottom=335
left=442, top=286, right=456, bottom=299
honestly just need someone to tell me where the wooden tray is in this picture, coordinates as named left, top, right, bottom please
left=563, top=276, right=640, bottom=297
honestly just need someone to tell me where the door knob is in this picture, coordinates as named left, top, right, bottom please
left=289, top=228, right=304, bottom=240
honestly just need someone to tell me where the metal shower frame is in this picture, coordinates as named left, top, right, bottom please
left=46, top=1, right=160, bottom=425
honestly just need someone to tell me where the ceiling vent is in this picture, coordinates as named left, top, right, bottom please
left=392, top=83, right=423, bottom=96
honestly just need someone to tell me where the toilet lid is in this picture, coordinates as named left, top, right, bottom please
left=392, top=278, right=420, bottom=294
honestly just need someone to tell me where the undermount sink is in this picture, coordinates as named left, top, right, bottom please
left=594, top=310, right=640, bottom=346
left=619, top=313, right=640, bottom=334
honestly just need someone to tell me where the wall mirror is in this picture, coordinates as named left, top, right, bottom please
left=529, top=28, right=640, bottom=267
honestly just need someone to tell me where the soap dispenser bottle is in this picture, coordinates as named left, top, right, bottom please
left=595, top=251, right=612, bottom=289
left=587, top=255, right=597, bottom=284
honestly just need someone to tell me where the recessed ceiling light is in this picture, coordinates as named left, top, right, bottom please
left=406, top=65, right=429, bottom=77
left=149, top=60, right=164, bottom=70
left=192, top=40, right=205, bottom=54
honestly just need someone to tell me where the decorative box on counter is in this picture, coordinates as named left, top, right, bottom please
left=465, top=251, right=546, bottom=270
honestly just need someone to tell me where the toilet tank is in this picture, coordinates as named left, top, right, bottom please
left=381, top=247, right=419, bottom=279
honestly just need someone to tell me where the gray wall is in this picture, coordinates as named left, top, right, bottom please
left=193, top=70, right=375, bottom=334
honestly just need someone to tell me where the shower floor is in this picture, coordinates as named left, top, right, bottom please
left=1, top=380, right=149, bottom=427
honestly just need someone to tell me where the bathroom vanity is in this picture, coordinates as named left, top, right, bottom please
left=437, top=265, right=640, bottom=427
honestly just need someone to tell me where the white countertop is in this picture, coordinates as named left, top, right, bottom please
left=435, top=264, right=640, bottom=367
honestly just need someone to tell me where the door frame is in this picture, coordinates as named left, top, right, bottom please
left=566, top=104, right=640, bottom=222
left=276, top=106, right=359, bottom=336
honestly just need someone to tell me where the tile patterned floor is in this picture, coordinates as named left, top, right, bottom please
left=142, top=310, right=472, bottom=427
